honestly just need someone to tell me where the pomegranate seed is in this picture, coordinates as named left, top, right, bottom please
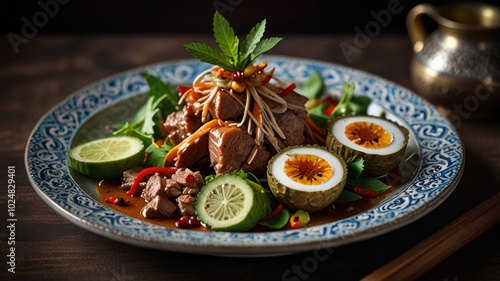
left=232, top=69, right=243, bottom=83
left=175, top=215, right=190, bottom=228
left=185, top=174, right=195, bottom=183
left=188, top=216, right=200, bottom=228
left=113, top=197, right=125, bottom=205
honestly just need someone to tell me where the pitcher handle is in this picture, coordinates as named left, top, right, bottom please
left=406, top=3, right=439, bottom=53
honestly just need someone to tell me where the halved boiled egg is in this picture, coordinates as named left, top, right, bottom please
left=326, top=115, right=409, bottom=177
left=267, top=145, right=347, bottom=213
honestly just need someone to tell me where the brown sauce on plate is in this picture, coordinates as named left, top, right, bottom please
left=96, top=168, right=403, bottom=232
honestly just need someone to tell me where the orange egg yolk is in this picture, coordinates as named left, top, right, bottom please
left=344, top=121, right=392, bottom=149
left=284, top=154, right=333, bottom=185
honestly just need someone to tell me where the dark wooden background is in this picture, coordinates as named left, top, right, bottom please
left=2, top=0, right=499, bottom=36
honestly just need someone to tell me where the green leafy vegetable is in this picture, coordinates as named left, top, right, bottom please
left=112, top=72, right=181, bottom=149
left=141, top=72, right=180, bottom=116
left=347, top=176, right=390, bottom=193
left=330, top=83, right=371, bottom=118
left=299, top=72, right=324, bottom=100
left=346, top=157, right=364, bottom=180
left=144, top=141, right=174, bottom=167
left=335, top=157, right=390, bottom=202
left=183, top=11, right=282, bottom=72
left=305, top=82, right=372, bottom=130
left=258, top=207, right=290, bottom=229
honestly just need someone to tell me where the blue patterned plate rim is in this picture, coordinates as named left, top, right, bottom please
left=25, top=55, right=465, bottom=257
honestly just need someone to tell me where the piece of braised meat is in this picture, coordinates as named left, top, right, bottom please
left=164, top=104, right=202, bottom=145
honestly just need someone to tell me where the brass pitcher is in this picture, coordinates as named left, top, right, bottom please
left=407, top=2, right=500, bottom=116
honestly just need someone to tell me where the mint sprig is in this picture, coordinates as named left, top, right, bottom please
left=184, top=11, right=282, bottom=72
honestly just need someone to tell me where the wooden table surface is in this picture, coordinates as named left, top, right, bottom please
left=2, top=34, right=499, bottom=281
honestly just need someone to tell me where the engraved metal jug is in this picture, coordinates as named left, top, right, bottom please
left=406, top=2, right=500, bottom=116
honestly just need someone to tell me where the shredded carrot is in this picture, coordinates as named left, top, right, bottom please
left=305, top=116, right=327, bottom=145
left=255, top=61, right=268, bottom=72
left=252, top=101, right=262, bottom=126
left=154, top=139, right=165, bottom=147
left=194, top=81, right=215, bottom=91
left=164, top=119, right=220, bottom=165
left=313, top=131, right=326, bottom=145
left=246, top=145, right=259, bottom=165
left=185, top=89, right=202, bottom=104
left=306, top=116, right=326, bottom=136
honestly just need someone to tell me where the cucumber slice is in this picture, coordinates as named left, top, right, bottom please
left=195, top=174, right=269, bottom=232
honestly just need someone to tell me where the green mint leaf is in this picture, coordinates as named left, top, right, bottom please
left=183, top=43, right=234, bottom=71
left=240, top=18, right=266, bottom=65
left=251, top=37, right=282, bottom=61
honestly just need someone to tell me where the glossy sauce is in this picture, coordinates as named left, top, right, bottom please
left=96, top=170, right=402, bottom=232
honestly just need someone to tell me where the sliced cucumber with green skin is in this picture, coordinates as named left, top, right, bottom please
left=195, top=174, right=270, bottom=232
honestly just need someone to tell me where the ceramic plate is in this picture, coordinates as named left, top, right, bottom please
left=25, top=56, right=464, bottom=257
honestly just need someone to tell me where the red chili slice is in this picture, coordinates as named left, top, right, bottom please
left=177, top=85, right=192, bottom=96
left=280, top=83, right=296, bottom=97
left=353, top=186, right=379, bottom=198
left=126, top=167, right=178, bottom=195
left=259, top=204, right=283, bottom=222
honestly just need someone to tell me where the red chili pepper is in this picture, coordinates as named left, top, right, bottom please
left=353, top=186, right=379, bottom=198
left=289, top=215, right=301, bottom=229
left=280, top=83, right=296, bottom=97
left=325, top=103, right=336, bottom=116
left=261, top=74, right=272, bottom=85
left=177, top=85, right=192, bottom=96
left=105, top=197, right=116, bottom=203
left=126, top=167, right=178, bottom=195
left=259, top=204, right=284, bottom=222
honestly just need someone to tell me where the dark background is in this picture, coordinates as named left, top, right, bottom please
left=2, top=0, right=499, bottom=38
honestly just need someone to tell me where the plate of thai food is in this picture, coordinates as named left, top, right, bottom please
left=25, top=12, right=464, bottom=257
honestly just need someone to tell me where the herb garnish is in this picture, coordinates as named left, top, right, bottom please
left=183, top=11, right=282, bottom=72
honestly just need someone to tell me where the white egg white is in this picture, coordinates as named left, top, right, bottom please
left=331, top=116, right=406, bottom=155
left=270, top=146, right=345, bottom=192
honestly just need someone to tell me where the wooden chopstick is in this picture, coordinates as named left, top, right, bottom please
left=361, top=192, right=500, bottom=281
